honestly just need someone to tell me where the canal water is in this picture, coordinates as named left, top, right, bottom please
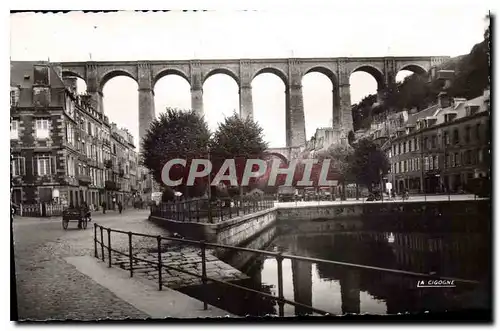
left=178, top=219, right=491, bottom=317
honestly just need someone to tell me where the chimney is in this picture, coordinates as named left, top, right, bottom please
left=63, top=77, right=78, bottom=94
left=438, top=92, right=451, bottom=109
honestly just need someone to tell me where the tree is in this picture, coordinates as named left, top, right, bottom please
left=141, top=108, right=211, bottom=197
left=349, top=138, right=389, bottom=192
left=209, top=112, right=268, bottom=194
left=317, top=144, right=354, bottom=198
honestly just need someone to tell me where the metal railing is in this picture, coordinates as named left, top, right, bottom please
left=150, top=196, right=275, bottom=223
left=93, top=223, right=480, bottom=317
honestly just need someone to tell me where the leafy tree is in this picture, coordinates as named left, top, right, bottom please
left=349, top=138, right=389, bottom=192
left=141, top=108, right=211, bottom=197
left=209, top=112, right=268, bottom=194
left=317, top=144, right=354, bottom=198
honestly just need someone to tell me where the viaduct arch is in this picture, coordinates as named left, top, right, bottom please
left=58, top=56, right=449, bottom=149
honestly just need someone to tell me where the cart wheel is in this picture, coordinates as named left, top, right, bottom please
left=62, top=219, right=69, bottom=230
left=81, top=218, right=88, bottom=230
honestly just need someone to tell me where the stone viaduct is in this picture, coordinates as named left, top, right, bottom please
left=59, top=56, right=449, bottom=150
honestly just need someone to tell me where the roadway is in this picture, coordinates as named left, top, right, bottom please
left=275, top=194, right=484, bottom=208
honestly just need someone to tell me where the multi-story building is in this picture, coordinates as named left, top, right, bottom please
left=10, top=61, right=140, bottom=212
left=106, top=124, right=138, bottom=208
left=382, top=89, right=490, bottom=194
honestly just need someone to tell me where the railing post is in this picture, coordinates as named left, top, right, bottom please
left=107, top=228, right=112, bottom=268
left=157, top=236, right=162, bottom=291
left=128, top=231, right=133, bottom=277
left=229, top=200, right=232, bottom=219
left=208, top=200, right=212, bottom=223
left=94, top=223, right=98, bottom=258
left=182, top=202, right=186, bottom=222
left=219, top=203, right=223, bottom=222
left=196, top=200, right=200, bottom=222
left=236, top=198, right=240, bottom=216
left=276, top=252, right=285, bottom=317
left=200, top=240, right=208, bottom=310
left=100, top=226, right=105, bottom=262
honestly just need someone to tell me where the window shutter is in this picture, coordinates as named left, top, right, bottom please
left=21, top=157, right=26, bottom=176
left=32, top=156, right=38, bottom=176
left=51, top=156, right=56, bottom=175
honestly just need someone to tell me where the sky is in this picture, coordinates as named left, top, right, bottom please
left=10, top=7, right=490, bottom=149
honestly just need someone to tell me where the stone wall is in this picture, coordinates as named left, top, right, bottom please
left=276, top=200, right=490, bottom=233
left=149, top=207, right=277, bottom=246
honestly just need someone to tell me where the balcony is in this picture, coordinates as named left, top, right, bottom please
left=105, top=180, right=120, bottom=191
left=78, top=174, right=92, bottom=186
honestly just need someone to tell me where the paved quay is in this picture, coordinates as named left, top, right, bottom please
left=12, top=209, right=233, bottom=320
left=275, top=194, right=482, bottom=208
left=110, top=249, right=248, bottom=289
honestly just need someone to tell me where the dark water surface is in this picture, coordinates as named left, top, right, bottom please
left=177, top=219, right=490, bottom=317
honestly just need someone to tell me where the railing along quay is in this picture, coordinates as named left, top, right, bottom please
left=94, top=223, right=481, bottom=317
left=150, top=196, right=275, bottom=223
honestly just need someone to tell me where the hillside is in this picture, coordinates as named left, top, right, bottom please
left=351, top=27, right=490, bottom=131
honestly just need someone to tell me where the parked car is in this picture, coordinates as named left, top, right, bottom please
left=304, top=187, right=318, bottom=201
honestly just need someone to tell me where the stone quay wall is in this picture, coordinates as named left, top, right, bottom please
left=150, top=199, right=490, bottom=246
left=276, top=200, right=490, bottom=233
left=149, top=207, right=277, bottom=247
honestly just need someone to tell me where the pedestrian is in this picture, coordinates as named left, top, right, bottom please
left=102, top=201, right=107, bottom=214
left=118, top=201, right=123, bottom=214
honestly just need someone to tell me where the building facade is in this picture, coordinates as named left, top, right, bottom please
left=10, top=61, right=140, bottom=211
left=382, top=90, right=490, bottom=194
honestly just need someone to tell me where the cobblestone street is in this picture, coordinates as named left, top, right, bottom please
left=12, top=209, right=162, bottom=321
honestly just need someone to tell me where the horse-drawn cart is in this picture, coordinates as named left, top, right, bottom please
left=62, top=208, right=91, bottom=230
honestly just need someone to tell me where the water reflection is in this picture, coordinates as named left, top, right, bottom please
left=178, top=219, right=490, bottom=317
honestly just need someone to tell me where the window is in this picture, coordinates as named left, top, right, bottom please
left=434, top=155, right=439, bottom=170
left=33, top=65, right=50, bottom=85
left=476, top=123, right=481, bottom=141
left=408, top=140, right=412, bottom=152
left=465, top=126, right=471, bottom=144
left=11, top=156, right=25, bottom=176
left=35, top=154, right=52, bottom=176
left=453, top=129, right=460, bottom=144
left=10, top=90, right=18, bottom=106
left=465, top=150, right=471, bottom=165
left=429, top=156, right=434, bottom=170
left=478, top=149, right=483, bottom=163
left=398, top=143, right=401, bottom=155
left=423, top=137, right=429, bottom=150
left=424, top=157, right=429, bottom=171
left=431, top=135, right=437, bottom=148
left=454, top=152, right=460, bottom=167
left=10, top=120, right=19, bottom=140
left=35, top=119, right=50, bottom=139
left=443, top=131, right=450, bottom=146
left=66, top=123, right=74, bottom=145
left=396, top=162, right=399, bottom=173
left=68, top=156, right=74, bottom=176
left=403, top=142, right=406, bottom=154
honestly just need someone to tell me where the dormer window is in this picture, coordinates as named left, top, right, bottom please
left=466, top=106, right=480, bottom=116
left=33, top=65, right=50, bottom=86
left=445, top=114, right=457, bottom=123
